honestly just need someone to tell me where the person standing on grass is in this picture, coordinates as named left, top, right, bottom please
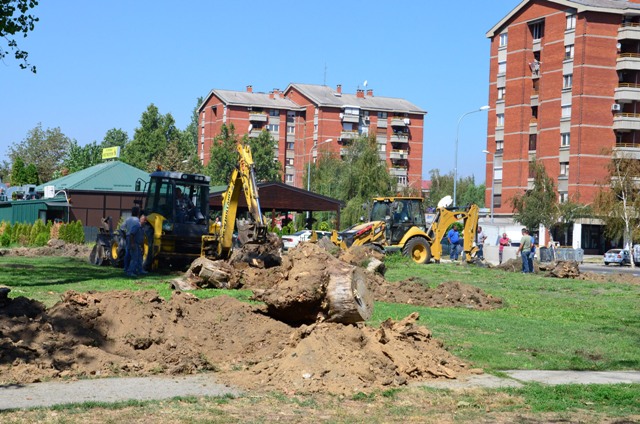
left=447, top=224, right=461, bottom=261
left=120, top=206, right=140, bottom=275
left=476, top=226, right=487, bottom=259
left=498, top=233, right=511, bottom=264
left=529, top=233, right=536, bottom=273
left=126, top=214, right=147, bottom=277
left=516, top=228, right=532, bottom=273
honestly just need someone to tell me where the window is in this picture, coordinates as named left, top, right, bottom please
left=565, top=44, right=574, bottom=60
left=499, top=32, right=508, bottom=47
left=530, top=21, right=544, bottom=40
left=287, top=126, right=295, bottom=134
left=285, top=158, right=294, bottom=166
left=531, top=106, right=538, bottom=120
left=528, top=162, right=536, bottom=179
left=493, top=194, right=502, bottom=208
left=267, top=124, right=279, bottom=133
left=566, top=14, right=576, bottom=31
left=377, top=111, right=387, bottom=119
left=561, top=132, right=570, bottom=147
left=559, top=192, right=569, bottom=203
left=496, top=140, right=504, bottom=152
left=269, top=109, right=280, bottom=117
left=396, top=176, right=408, bottom=186
left=561, top=105, right=572, bottom=119
left=529, top=134, right=537, bottom=151
left=496, top=113, right=504, bottom=127
left=498, top=60, right=507, bottom=75
left=201, top=111, right=205, bottom=126
left=563, top=74, right=573, bottom=89
left=285, top=174, right=294, bottom=183
left=344, top=107, right=359, bottom=116
left=497, top=87, right=506, bottom=100
left=494, top=167, right=503, bottom=180
left=286, top=142, right=294, bottom=150
left=560, top=162, right=569, bottom=176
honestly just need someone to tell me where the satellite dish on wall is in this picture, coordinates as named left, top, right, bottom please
left=363, top=80, right=368, bottom=87
left=437, top=195, right=453, bottom=209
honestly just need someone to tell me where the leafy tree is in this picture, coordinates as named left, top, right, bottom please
left=148, top=140, right=202, bottom=174
left=0, top=160, right=10, bottom=183
left=593, top=154, right=640, bottom=255
left=24, top=163, right=38, bottom=184
left=510, top=162, right=558, bottom=231
left=204, top=123, right=240, bottom=185
left=124, top=104, right=181, bottom=170
left=248, top=130, right=281, bottom=182
left=8, top=123, right=72, bottom=183
left=426, top=169, right=485, bottom=208
left=183, top=96, right=203, bottom=155
left=553, top=197, right=592, bottom=246
left=0, top=0, right=39, bottom=73
left=102, top=128, right=130, bottom=149
left=10, top=156, right=27, bottom=185
left=64, top=140, right=103, bottom=173
left=309, top=135, right=396, bottom=228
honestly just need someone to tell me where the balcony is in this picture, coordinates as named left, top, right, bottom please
left=613, top=113, right=640, bottom=131
left=615, top=83, right=640, bottom=103
left=614, top=142, right=640, bottom=159
left=249, top=112, right=268, bottom=122
left=248, top=129, right=262, bottom=138
left=340, top=113, right=360, bottom=124
left=389, top=149, right=408, bottom=160
left=389, top=133, right=409, bottom=144
left=618, top=22, right=640, bottom=41
left=339, top=131, right=358, bottom=141
left=389, top=167, right=408, bottom=177
left=617, top=53, right=640, bottom=71
left=391, top=117, right=409, bottom=127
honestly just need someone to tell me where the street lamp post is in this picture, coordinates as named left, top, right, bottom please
left=453, top=105, right=490, bottom=207
left=482, top=149, right=494, bottom=223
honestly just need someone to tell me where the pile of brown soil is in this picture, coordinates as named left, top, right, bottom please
left=1, top=240, right=91, bottom=259
left=369, top=277, right=503, bottom=310
left=0, top=290, right=470, bottom=394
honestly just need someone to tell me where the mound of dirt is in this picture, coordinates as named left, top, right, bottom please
left=2, top=240, right=91, bottom=259
left=369, top=277, right=502, bottom=310
left=0, top=290, right=470, bottom=394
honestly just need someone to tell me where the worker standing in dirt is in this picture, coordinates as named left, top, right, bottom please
left=476, top=226, right=487, bottom=259
left=498, top=233, right=510, bottom=264
left=516, top=228, right=533, bottom=273
left=120, top=206, right=140, bottom=275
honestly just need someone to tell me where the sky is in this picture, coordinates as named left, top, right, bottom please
left=1, top=0, right=518, bottom=183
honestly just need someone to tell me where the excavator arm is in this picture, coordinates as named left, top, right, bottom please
left=214, top=141, right=267, bottom=259
left=426, top=204, right=479, bottom=263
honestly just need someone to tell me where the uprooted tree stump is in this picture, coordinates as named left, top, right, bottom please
left=171, top=257, right=241, bottom=291
left=546, top=260, right=581, bottom=278
left=252, top=243, right=374, bottom=325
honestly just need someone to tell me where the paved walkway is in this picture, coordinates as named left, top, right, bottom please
left=2, top=371, right=639, bottom=410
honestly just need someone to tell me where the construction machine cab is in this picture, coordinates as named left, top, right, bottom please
left=371, top=197, right=427, bottom=245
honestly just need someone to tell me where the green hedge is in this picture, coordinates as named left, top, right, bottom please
left=0, top=220, right=85, bottom=247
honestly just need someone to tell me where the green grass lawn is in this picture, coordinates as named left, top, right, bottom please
left=0, top=253, right=639, bottom=421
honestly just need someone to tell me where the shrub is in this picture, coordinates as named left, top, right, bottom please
left=34, top=232, right=49, bottom=246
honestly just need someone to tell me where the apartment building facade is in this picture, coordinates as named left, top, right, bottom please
left=197, top=83, right=425, bottom=190
left=486, top=0, right=640, bottom=251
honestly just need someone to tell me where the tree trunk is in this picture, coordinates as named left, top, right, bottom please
left=323, top=264, right=373, bottom=324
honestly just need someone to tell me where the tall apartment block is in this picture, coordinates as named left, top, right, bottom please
left=197, top=83, right=426, bottom=190
left=486, top=0, right=640, bottom=252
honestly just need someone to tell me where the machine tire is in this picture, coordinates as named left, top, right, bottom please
left=402, top=237, right=431, bottom=264
left=365, top=243, right=385, bottom=254
left=90, top=244, right=105, bottom=266
left=110, top=239, right=125, bottom=267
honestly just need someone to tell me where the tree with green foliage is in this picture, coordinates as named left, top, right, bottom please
left=594, top=154, right=640, bottom=256
left=102, top=128, right=130, bottom=150
left=426, top=169, right=485, bottom=208
left=1, top=0, right=39, bottom=73
left=10, top=156, right=27, bottom=185
left=124, top=104, right=181, bottom=170
left=248, top=130, right=281, bottom=182
left=204, top=123, right=241, bottom=185
left=183, top=96, right=203, bottom=156
left=553, top=197, right=592, bottom=246
left=148, top=140, right=202, bottom=174
left=510, top=162, right=558, bottom=231
left=64, top=140, right=103, bottom=173
left=24, top=163, right=38, bottom=184
left=309, top=135, right=396, bottom=228
left=8, top=123, right=72, bottom=183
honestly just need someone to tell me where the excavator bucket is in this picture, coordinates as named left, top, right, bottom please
left=236, top=218, right=267, bottom=246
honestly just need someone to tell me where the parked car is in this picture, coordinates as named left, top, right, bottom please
left=281, top=230, right=331, bottom=251
left=603, top=249, right=631, bottom=266
left=633, top=244, right=640, bottom=266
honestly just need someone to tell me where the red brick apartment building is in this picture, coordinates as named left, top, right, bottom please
left=197, top=84, right=426, bottom=190
left=485, top=0, right=640, bottom=251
